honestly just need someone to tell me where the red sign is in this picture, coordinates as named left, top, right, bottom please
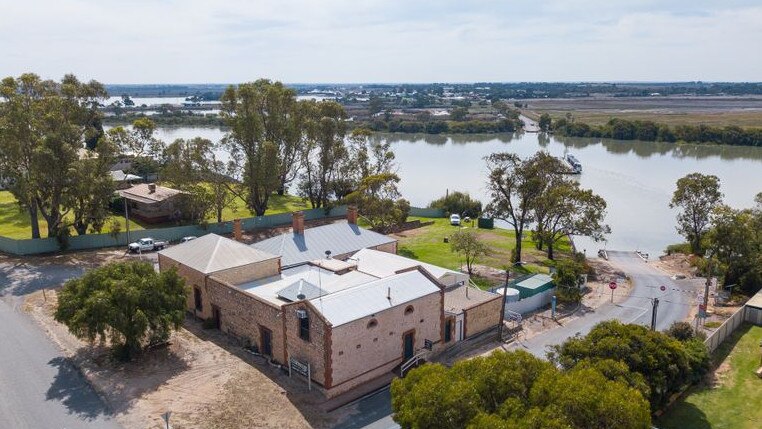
left=660, top=285, right=666, bottom=292
left=609, top=282, right=617, bottom=290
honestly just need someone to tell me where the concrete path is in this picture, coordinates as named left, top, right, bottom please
left=0, top=260, right=121, bottom=429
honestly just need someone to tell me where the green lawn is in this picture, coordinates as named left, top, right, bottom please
left=393, top=217, right=572, bottom=286
left=0, top=190, right=309, bottom=239
left=657, top=324, right=762, bottom=429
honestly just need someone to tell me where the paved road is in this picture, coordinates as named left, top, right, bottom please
left=0, top=260, right=121, bottom=429
left=506, top=251, right=700, bottom=357
left=342, top=251, right=701, bottom=428
left=520, top=114, right=540, bottom=132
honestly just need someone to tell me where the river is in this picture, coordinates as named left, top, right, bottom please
left=149, top=126, right=762, bottom=257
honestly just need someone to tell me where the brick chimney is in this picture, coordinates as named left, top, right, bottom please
left=347, top=205, right=358, bottom=225
left=233, top=219, right=242, bottom=241
left=148, top=183, right=156, bottom=194
left=292, top=211, right=305, bottom=235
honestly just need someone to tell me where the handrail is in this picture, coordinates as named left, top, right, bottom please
left=400, top=350, right=429, bottom=377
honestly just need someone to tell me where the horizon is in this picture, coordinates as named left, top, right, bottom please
left=3, top=1, right=760, bottom=83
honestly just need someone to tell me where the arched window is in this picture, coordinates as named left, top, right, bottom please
left=404, top=305, right=414, bottom=316
left=367, top=318, right=378, bottom=329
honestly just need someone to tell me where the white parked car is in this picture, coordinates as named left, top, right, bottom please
left=180, top=236, right=197, bottom=243
left=128, top=238, right=167, bottom=253
left=450, top=214, right=461, bottom=226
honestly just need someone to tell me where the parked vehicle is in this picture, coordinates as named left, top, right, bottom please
left=180, top=236, right=197, bottom=243
left=128, top=238, right=167, bottom=253
left=450, top=214, right=461, bottom=226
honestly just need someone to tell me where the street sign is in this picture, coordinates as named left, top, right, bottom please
left=289, top=358, right=309, bottom=377
left=608, top=282, right=617, bottom=290
left=660, top=285, right=666, bottom=292
left=162, top=411, right=172, bottom=429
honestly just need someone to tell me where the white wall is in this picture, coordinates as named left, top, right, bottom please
left=504, top=288, right=556, bottom=316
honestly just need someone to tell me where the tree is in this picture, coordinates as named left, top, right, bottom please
left=549, top=320, right=707, bottom=409
left=107, top=117, right=162, bottom=159
left=68, top=142, right=117, bottom=235
left=297, top=100, right=348, bottom=208
left=429, top=191, right=482, bottom=218
left=346, top=173, right=410, bottom=233
left=537, top=181, right=610, bottom=259
left=450, top=107, right=468, bottom=121
left=538, top=113, right=551, bottom=132
left=670, top=173, right=723, bottom=254
left=552, top=259, right=584, bottom=303
left=484, top=152, right=550, bottom=263
left=0, top=73, right=106, bottom=239
left=391, top=350, right=651, bottom=429
left=162, top=137, right=237, bottom=223
left=55, top=261, right=187, bottom=361
left=221, top=79, right=301, bottom=216
left=450, top=229, right=489, bottom=275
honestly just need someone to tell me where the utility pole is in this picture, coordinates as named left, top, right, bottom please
left=650, top=297, right=660, bottom=331
left=703, top=252, right=713, bottom=320
left=124, top=196, right=131, bottom=246
left=497, top=268, right=510, bottom=341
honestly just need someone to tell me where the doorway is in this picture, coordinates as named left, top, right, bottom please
left=211, top=305, right=221, bottom=330
left=260, top=326, right=273, bottom=357
left=403, top=330, right=415, bottom=361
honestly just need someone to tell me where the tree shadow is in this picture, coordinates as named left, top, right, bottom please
left=397, top=247, right=419, bottom=260
left=0, top=260, right=83, bottom=297
left=45, top=356, right=114, bottom=420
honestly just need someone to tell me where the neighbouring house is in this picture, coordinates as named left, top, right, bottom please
left=158, top=207, right=502, bottom=398
left=119, top=183, right=184, bottom=223
left=109, top=170, right=142, bottom=190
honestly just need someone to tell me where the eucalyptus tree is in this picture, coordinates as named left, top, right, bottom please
left=298, top=100, right=348, bottom=208
left=0, top=73, right=106, bottom=239
left=670, top=173, right=723, bottom=254
left=221, top=79, right=302, bottom=216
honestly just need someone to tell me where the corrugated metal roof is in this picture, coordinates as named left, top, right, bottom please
left=277, top=279, right=327, bottom=302
left=514, top=274, right=554, bottom=290
left=251, top=222, right=396, bottom=268
left=159, top=233, right=278, bottom=274
left=309, top=270, right=440, bottom=327
left=119, top=183, right=183, bottom=204
left=444, top=285, right=500, bottom=314
left=747, top=289, right=762, bottom=309
left=349, top=248, right=464, bottom=283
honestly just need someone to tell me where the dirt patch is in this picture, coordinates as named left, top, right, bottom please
left=24, top=290, right=332, bottom=429
left=652, top=253, right=698, bottom=279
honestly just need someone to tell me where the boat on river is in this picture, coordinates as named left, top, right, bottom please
left=565, top=154, right=582, bottom=174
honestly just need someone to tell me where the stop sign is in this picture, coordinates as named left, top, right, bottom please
left=609, top=282, right=617, bottom=290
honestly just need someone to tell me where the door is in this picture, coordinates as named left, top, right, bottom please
left=455, top=320, right=463, bottom=341
left=211, top=305, right=221, bottom=330
left=403, top=330, right=415, bottom=360
left=260, top=327, right=273, bottom=357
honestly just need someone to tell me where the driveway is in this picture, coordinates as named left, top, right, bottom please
left=506, top=250, right=700, bottom=358
left=0, top=259, right=121, bottom=428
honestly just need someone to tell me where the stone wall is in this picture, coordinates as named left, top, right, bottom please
left=158, top=253, right=210, bottom=318
left=213, top=258, right=281, bottom=284
left=463, top=295, right=502, bottom=338
left=328, top=291, right=442, bottom=392
left=205, top=276, right=287, bottom=362
left=282, top=301, right=331, bottom=388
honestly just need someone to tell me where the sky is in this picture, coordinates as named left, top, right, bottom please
left=2, top=0, right=761, bottom=84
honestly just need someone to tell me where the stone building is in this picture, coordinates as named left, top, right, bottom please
left=158, top=208, right=502, bottom=398
left=119, top=183, right=184, bottom=223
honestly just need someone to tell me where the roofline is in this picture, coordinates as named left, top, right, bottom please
left=394, top=265, right=447, bottom=291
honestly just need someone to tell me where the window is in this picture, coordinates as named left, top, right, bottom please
left=299, top=312, right=310, bottom=342
left=193, top=287, right=203, bottom=312
left=404, top=305, right=414, bottom=316
left=367, top=318, right=378, bottom=329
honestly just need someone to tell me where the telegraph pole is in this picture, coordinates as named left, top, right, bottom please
left=703, top=252, right=713, bottom=319
left=497, top=268, right=510, bottom=341
left=650, top=297, right=660, bottom=331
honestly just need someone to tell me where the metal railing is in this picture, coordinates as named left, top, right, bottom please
left=400, top=350, right=429, bottom=377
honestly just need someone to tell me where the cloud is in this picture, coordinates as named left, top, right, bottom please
left=1, top=0, right=759, bottom=83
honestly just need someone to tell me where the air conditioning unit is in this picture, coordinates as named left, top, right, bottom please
left=295, top=309, right=308, bottom=319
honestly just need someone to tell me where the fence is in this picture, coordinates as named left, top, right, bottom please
left=503, top=288, right=556, bottom=315
left=704, top=305, right=747, bottom=354
left=0, top=205, right=445, bottom=256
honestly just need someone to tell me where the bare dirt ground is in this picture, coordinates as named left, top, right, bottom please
left=24, top=290, right=336, bottom=429
left=651, top=253, right=699, bottom=279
